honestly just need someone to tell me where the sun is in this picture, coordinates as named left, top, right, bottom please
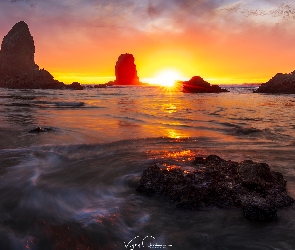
left=148, top=69, right=184, bottom=87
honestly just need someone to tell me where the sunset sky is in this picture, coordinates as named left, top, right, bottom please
left=1, top=0, right=295, bottom=84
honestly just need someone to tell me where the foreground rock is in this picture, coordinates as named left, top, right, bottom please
left=0, top=21, right=72, bottom=89
left=255, top=71, right=295, bottom=94
left=114, top=53, right=142, bottom=85
left=137, top=155, right=294, bottom=221
left=183, top=76, right=229, bottom=93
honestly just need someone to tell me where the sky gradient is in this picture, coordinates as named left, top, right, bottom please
left=1, top=0, right=295, bottom=84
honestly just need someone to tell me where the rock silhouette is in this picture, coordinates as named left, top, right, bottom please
left=0, top=21, right=37, bottom=78
left=255, top=71, right=295, bottom=94
left=67, top=82, right=84, bottom=90
left=2, top=68, right=65, bottom=89
left=183, top=76, right=229, bottom=93
left=137, top=155, right=294, bottom=221
left=0, top=21, right=75, bottom=89
left=114, top=53, right=141, bottom=85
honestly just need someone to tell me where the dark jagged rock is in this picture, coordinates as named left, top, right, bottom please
left=114, top=53, right=141, bottom=85
left=182, top=76, right=229, bottom=93
left=0, top=21, right=65, bottom=89
left=137, top=155, right=294, bottom=221
left=255, top=71, right=295, bottom=94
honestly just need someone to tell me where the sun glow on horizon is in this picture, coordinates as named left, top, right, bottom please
left=146, top=69, right=186, bottom=87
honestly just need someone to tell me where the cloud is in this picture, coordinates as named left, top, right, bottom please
left=242, top=3, right=295, bottom=20
left=1, top=0, right=295, bottom=36
left=1, top=0, right=295, bottom=83
left=1, top=0, right=295, bottom=48
left=221, top=1, right=295, bottom=24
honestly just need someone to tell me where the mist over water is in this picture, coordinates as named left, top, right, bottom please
left=0, top=86, right=295, bottom=249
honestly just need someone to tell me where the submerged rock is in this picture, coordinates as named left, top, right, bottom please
left=29, top=127, right=53, bottom=133
left=182, top=76, right=229, bottom=93
left=137, top=155, right=294, bottom=221
left=0, top=21, right=65, bottom=89
left=114, top=53, right=141, bottom=85
left=255, top=71, right=295, bottom=94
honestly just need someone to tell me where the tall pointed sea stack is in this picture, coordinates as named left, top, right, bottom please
left=0, top=21, right=38, bottom=78
left=0, top=21, right=67, bottom=89
left=114, top=53, right=140, bottom=85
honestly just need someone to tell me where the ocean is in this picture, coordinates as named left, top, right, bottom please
left=0, top=85, right=295, bottom=249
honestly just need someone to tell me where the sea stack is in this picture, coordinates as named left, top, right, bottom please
left=114, top=53, right=141, bottom=85
left=0, top=21, right=65, bottom=89
left=0, top=21, right=37, bottom=77
left=254, top=71, right=295, bottom=94
left=182, top=76, right=229, bottom=93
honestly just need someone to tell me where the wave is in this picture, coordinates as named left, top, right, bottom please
left=4, top=102, right=34, bottom=107
left=1, top=137, right=295, bottom=249
left=231, top=126, right=262, bottom=135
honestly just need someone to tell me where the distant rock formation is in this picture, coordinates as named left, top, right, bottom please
left=114, top=53, right=141, bottom=85
left=67, top=82, right=84, bottom=90
left=255, top=71, right=295, bottom=94
left=183, top=76, right=229, bottom=93
left=0, top=21, right=77, bottom=89
left=137, top=155, right=294, bottom=222
left=94, top=81, right=114, bottom=88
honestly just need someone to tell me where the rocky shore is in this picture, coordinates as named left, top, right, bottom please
left=255, top=71, right=295, bottom=94
left=137, top=155, right=294, bottom=221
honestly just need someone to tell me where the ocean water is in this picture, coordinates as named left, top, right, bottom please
left=0, top=85, right=295, bottom=249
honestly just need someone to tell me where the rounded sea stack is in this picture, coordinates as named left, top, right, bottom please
left=114, top=53, right=140, bottom=85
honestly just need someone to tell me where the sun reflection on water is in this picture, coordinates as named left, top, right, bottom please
left=168, top=130, right=181, bottom=139
left=161, top=149, right=196, bottom=163
left=162, top=104, right=177, bottom=114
